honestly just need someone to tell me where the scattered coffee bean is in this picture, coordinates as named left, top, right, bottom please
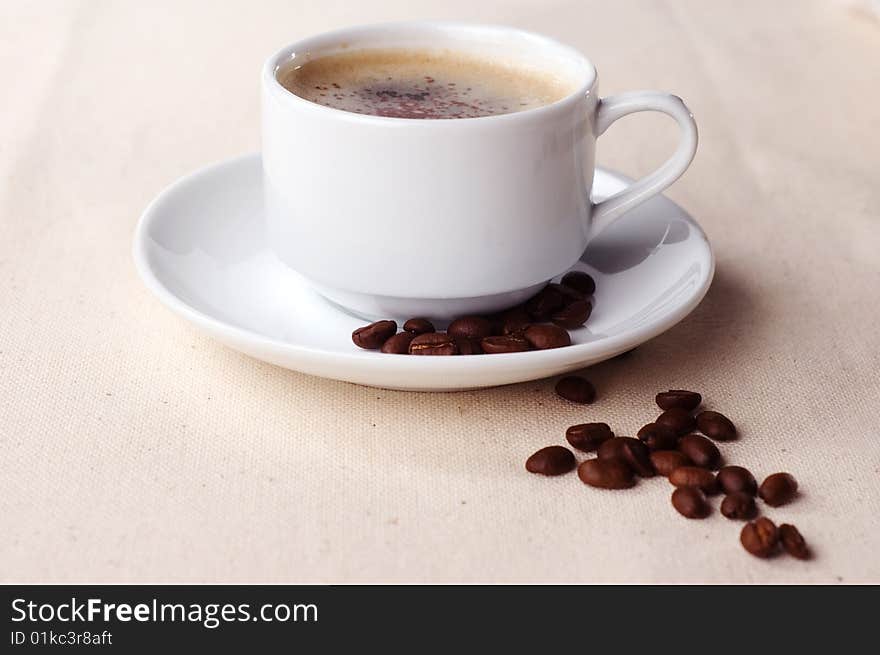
left=524, top=324, right=571, bottom=350
left=671, top=487, right=710, bottom=518
left=352, top=320, right=397, bottom=349
left=758, top=473, right=798, bottom=507
left=547, top=282, right=585, bottom=303
left=408, top=332, right=458, bottom=356
left=566, top=423, right=614, bottom=452
left=598, top=438, right=653, bottom=477
left=655, top=389, right=702, bottom=412
left=403, top=317, right=435, bottom=335
left=597, top=437, right=628, bottom=461
left=560, top=270, right=596, bottom=296
left=696, top=410, right=737, bottom=441
left=637, top=422, right=679, bottom=450
left=779, top=524, right=810, bottom=559
left=668, top=466, right=719, bottom=495
left=555, top=376, right=596, bottom=404
left=525, top=446, right=576, bottom=476
left=550, top=299, right=592, bottom=329
left=481, top=334, right=530, bottom=354
left=455, top=337, right=483, bottom=355
left=380, top=332, right=415, bottom=354
left=720, top=492, right=757, bottom=520
left=740, top=517, right=779, bottom=558
left=656, top=407, right=696, bottom=436
left=447, top=316, right=492, bottom=340
left=649, top=450, right=692, bottom=476
left=717, top=466, right=757, bottom=495
left=677, top=434, right=722, bottom=470
left=577, top=458, right=635, bottom=489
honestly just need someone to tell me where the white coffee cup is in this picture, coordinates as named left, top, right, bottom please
left=262, top=22, right=697, bottom=320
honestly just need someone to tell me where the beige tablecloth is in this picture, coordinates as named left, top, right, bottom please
left=1, top=0, right=878, bottom=583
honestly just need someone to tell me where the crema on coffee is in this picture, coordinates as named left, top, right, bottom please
left=276, top=48, right=575, bottom=119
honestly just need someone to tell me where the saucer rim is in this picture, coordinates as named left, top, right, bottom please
left=133, top=152, right=714, bottom=372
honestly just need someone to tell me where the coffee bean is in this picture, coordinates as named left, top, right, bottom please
left=717, top=466, right=757, bottom=495
left=637, top=422, right=679, bottom=450
left=599, top=438, right=653, bottom=477
left=403, top=317, right=435, bottom=335
left=621, top=439, right=655, bottom=477
left=721, top=492, right=757, bottom=520
left=555, top=376, right=596, bottom=404
left=525, top=446, right=576, bottom=476
left=577, top=458, right=635, bottom=489
left=560, top=270, right=596, bottom=296
left=481, top=334, right=530, bottom=354
left=740, top=517, right=779, bottom=558
left=696, top=410, right=737, bottom=441
left=779, top=524, right=810, bottom=559
left=671, top=487, right=710, bottom=518
left=408, top=332, right=458, bottom=356
left=551, top=299, right=592, bottom=329
left=547, top=282, right=586, bottom=303
left=566, top=423, right=614, bottom=452
left=649, top=450, right=692, bottom=476
left=455, top=337, right=483, bottom=355
left=496, top=306, right=531, bottom=335
left=525, top=285, right=566, bottom=319
left=380, top=332, right=415, bottom=354
left=524, top=324, right=571, bottom=350
left=669, top=466, right=719, bottom=494
left=656, top=407, right=696, bottom=436
left=352, top=320, right=397, bottom=349
left=655, top=389, right=702, bottom=411
left=677, top=434, right=722, bottom=470
left=447, top=316, right=492, bottom=340
left=758, top=472, right=798, bottom=507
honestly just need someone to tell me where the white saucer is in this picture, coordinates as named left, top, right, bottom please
left=133, top=154, right=713, bottom=391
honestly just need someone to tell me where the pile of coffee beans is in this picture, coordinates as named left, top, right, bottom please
left=350, top=272, right=595, bottom=355
left=525, top=382, right=811, bottom=560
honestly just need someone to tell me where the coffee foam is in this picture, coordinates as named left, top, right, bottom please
left=277, top=48, right=575, bottom=119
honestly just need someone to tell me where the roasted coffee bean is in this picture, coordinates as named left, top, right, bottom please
left=547, top=282, right=586, bottom=303
left=551, top=299, right=592, bottom=329
left=696, top=410, right=737, bottom=441
left=678, top=434, right=722, bottom=470
left=403, top=317, right=435, bottom=335
left=621, top=439, right=655, bottom=477
left=447, top=316, right=492, bottom=340
left=496, top=306, right=531, bottom=335
left=741, top=517, right=779, bottom=558
left=671, top=487, right=710, bottom=518
left=409, top=332, right=458, bottom=356
left=455, top=337, right=483, bottom=355
left=566, top=423, right=614, bottom=452
left=525, top=446, right=576, bottom=476
left=352, top=320, right=397, bottom=349
left=721, top=492, right=757, bottom=520
left=637, top=422, right=679, bottom=450
left=481, top=334, right=530, bottom=354
left=779, top=524, right=810, bottom=559
left=525, top=285, right=566, bottom=319
left=717, top=466, right=757, bottom=495
left=598, top=438, right=653, bottom=477
left=758, top=472, right=798, bottom=507
left=560, top=270, right=596, bottom=296
left=655, top=389, right=702, bottom=411
left=555, top=376, right=596, bottom=404
left=669, top=466, right=719, bottom=494
left=380, top=332, right=415, bottom=354
left=577, top=458, right=635, bottom=489
left=524, top=324, right=571, bottom=350
left=649, top=450, right=692, bottom=476
left=656, top=407, right=696, bottom=436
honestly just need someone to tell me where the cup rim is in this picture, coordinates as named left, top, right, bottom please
left=261, top=21, right=597, bottom=125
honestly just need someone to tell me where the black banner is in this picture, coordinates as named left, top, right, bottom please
left=1, top=585, right=873, bottom=650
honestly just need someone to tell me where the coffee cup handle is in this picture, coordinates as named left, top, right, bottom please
left=590, top=91, right=698, bottom=236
